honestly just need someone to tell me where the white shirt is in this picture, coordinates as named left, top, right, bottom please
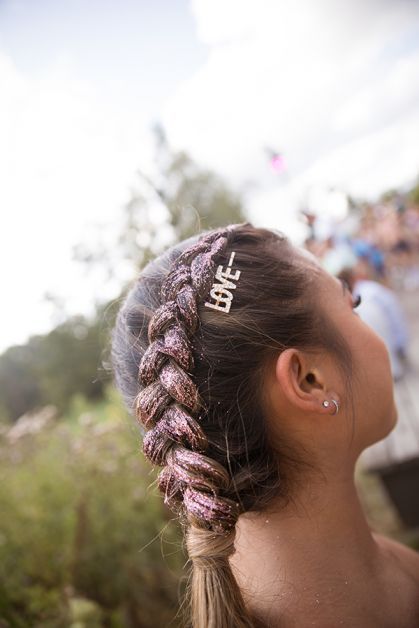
left=353, top=279, right=409, bottom=380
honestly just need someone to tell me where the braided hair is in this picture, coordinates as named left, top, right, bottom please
left=137, top=225, right=242, bottom=537
left=110, top=221, right=353, bottom=627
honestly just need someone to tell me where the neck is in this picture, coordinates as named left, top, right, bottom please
left=229, top=460, right=382, bottom=621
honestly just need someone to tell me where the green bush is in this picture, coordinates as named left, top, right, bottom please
left=0, top=385, right=187, bottom=627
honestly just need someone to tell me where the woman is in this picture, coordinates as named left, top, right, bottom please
left=110, top=222, right=419, bottom=627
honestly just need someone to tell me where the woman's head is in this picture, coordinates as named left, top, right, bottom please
left=263, top=248, right=397, bottom=475
left=110, top=222, right=395, bottom=627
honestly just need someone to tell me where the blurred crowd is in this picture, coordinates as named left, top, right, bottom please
left=302, top=198, right=419, bottom=381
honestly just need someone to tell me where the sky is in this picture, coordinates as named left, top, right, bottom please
left=1, top=0, right=419, bottom=352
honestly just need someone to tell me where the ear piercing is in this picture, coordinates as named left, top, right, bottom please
left=322, top=399, right=340, bottom=415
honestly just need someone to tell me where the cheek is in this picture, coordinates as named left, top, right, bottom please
left=370, top=329, right=392, bottom=377
left=354, top=324, right=394, bottom=406
left=340, top=332, right=386, bottom=448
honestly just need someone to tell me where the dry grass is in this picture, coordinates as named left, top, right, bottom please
left=355, top=461, right=419, bottom=549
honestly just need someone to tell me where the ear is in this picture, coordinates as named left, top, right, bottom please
left=275, top=348, right=336, bottom=415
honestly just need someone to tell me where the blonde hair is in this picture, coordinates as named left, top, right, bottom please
left=184, top=526, right=254, bottom=627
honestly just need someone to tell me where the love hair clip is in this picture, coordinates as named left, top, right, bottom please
left=204, top=251, right=241, bottom=313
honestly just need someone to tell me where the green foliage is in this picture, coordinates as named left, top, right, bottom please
left=409, top=178, right=419, bottom=206
left=0, top=125, right=247, bottom=623
left=74, top=124, right=246, bottom=279
left=1, top=125, right=246, bottom=423
left=379, top=188, right=400, bottom=203
left=0, top=315, right=106, bottom=422
left=34, top=315, right=106, bottom=412
left=157, top=138, right=245, bottom=238
left=0, top=386, right=187, bottom=627
left=0, top=343, right=43, bottom=423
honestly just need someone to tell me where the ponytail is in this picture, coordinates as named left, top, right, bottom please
left=185, top=526, right=254, bottom=628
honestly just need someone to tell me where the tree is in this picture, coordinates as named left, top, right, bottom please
left=0, top=314, right=106, bottom=421
left=73, top=124, right=246, bottom=279
left=0, top=125, right=247, bottom=420
left=409, top=176, right=419, bottom=207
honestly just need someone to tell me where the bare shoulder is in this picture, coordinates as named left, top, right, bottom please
left=372, top=532, right=419, bottom=627
left=372, top=531, right=419, bottom=583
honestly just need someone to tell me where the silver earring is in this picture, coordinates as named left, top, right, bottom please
left=322, top=399, right=340, bottom=415
left=331, top=399, right=339, bottom=415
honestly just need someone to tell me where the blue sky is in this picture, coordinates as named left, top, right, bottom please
left=1, top=0, right=419, bottom=352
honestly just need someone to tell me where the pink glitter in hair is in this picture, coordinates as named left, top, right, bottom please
left=158, top=466, right=184, bottom=505
left=190, top=236, right=229, bottom=299
left=136, top=225, right=244, bottom=533
left=212, top=236, right=228, bottom=254
left=176, top=284, right=198, bottom=332
left=183, top=486, right=240, bottom=533
left=142, top=404, right=208, bottom=466
left=135, top=380, right=171, bottom=428
left=190, top=252, right=216, bottom=298
left=175, top=231, right=218, bottom=267
left=138, top=339, right=166, bottom=386
left=159, top=361, right=199, bottom=410
left=160, top=326, right=193, bottom=371
left=148, top=301, right=178, bottom=342
left=142, top=423, right=171, bottom=465
left=161, top=265, right=191, bottom=302
left=159, top=404, right=207, bottom=450
left=169, top=447, right=230, bottom=491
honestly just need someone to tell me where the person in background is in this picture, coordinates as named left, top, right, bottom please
left=338, top=256, right=409, bottom=381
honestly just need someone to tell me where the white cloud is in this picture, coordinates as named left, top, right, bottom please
left=2, top=0, right=419, bottom=353
left=163, top=0, right=419, bottom=230
left=0, top=51, right=152, bottom=351
left=333, top=50, right=419, bottom=134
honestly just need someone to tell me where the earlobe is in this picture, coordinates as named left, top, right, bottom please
left=322, top=399, right=340, bottom=415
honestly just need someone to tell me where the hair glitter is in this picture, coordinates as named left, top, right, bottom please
left=156, top=404, right=207, bottom=450
left=157, top=466, right=184, bottom=505
left=142, top=404, right=208, bottom=466
left=168, top=447, right=230, bottom=491
left=175, top=284, right=198, bottom=332
left=183, top=486, right=240, bottom=534
left=159, top=361, right=198, bottom=410
left=161, top=326, right=193, bottom=371
left=190, top=252, right=217, bottom=298
left=142, top=423, right=172, bottom=465
left=135, top=226, right=242, bottom=534
left=148, top=301, right=178, bottom=342
left=135, top=380, right=171, bottom=428
left=161, top=265, right=191, bottom=302
left=138, top=339, right=166, bottom=386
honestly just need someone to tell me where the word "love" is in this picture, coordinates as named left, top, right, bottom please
left=204, top=251, right=241, bottom=313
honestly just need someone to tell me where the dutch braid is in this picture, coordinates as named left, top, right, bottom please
left=135, top=226, right=242, bottom=536
left=133, top=226, right=257, bottom=627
